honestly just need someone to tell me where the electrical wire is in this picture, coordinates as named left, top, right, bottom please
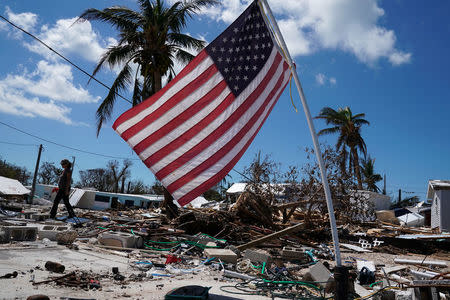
left=0, top=120, right=139, bottom=160
left=219, top=278, right=325, bottom=299
left=0, top=141, right=39, bottom=147
left=0, top=14, right=132, bottom=104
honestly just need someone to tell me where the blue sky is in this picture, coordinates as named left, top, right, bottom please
left=0, top=0, right=449, bottom=201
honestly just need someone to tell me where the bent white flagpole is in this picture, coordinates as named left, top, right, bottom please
left=259, top=0, right=342, bottom=266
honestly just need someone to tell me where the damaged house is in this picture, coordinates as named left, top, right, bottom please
left=427, top=180, right=450, bottom=232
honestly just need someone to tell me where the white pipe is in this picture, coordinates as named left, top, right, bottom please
left=410, top=270, right=439, bottom=279
left=259, top=0, right=342, bottom=266
left=390, top=274, right=412, bottom=284
left=394, top=258, right=448, bottom=268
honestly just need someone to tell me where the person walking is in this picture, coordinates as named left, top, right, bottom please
left=50, top=159, right=76, bottom=219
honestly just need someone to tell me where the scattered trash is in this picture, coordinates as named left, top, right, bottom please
left=44, top=261, right=65, bottom=273
left=0, top=271, right=18, bottom=279
left=358, top=267, right=375, bottom=285
left=165, top=285, right=211, bottom=300
left=26, top=295, right=50, bottom=300
left=0, top=190, right=448, bottom=299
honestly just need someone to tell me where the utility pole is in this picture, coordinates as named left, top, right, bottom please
left=383, top=174, right=386, bottom=195
left=71, top=156, right=76, bottom=172
left=29, top=144, right=43, bottom=204
left=398, top=189, right=402, bottom=206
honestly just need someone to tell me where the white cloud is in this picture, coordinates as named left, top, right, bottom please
left=389, top=51, right=412, bottom=66
left=0, top=61, right=100, bottom=124
left=316, top=73, right=336, bottom=86
left=0, top=6, right=38, bottom=39
left=200, top=0, right=252, bottom=23
left=0, top=84, right=73, bottom=124
left=203, top=0, right=411, bottom=66
left=0, top=7, right=112, bottom=124
left=3, top=61, right=99, bottom=103
left=316, top=73, right=326, bottom=85
left=24, top=17, right=111, bottom=63
left=278, top=18, right=313, bottom=56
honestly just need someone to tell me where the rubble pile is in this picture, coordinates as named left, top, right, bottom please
left=0, top=195, right=449, bottom=299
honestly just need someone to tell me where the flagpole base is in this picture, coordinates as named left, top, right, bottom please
left=334, top=265, right=349, bottom=300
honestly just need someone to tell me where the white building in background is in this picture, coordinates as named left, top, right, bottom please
left=34, top=184, right=163, bottom=210
left=350, top=190, right=392, bottom=211
left=427, top=180, right=450, bottom=232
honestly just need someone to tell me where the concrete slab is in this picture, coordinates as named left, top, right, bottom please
left=243, top=249, right=272, bottom=264
left=281, top=246, right=309, bottom=262
left=304, top=262, right=332, bottom=288
left=98, top=231, right=143, bottom=248
left=38, top=226, right=69, bottom=241
left=4, top=226, right=38, bottom=241
left=204, top=248, right=237, bottom=264
left=354, top=283, right=371, bottom=297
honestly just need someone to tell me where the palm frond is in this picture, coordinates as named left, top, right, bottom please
left=317, top=126, right=341, bottom=136
left=95, top=63, right=132, bottom=136
left=174, top=48, right=196, bottom=64
left=169, top=32, right=206, bottom=51
left=132, top=66, right=142, bottom=106
left=177, top=0, right=219, bottom=18
left=104, top=44, right=137, bottom=69
left=77, top=7, right=139, bottom=31
left=353, top=119, right=370, bottom=126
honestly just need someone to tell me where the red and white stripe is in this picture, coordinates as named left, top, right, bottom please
left=113, top=46, right=290, bottom=206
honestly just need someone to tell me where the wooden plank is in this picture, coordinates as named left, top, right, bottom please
left=236, top=222, right=304, bottom=251
left=411, top=280, right=450, bottom=287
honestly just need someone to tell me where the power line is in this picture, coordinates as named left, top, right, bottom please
left=0, top=14, right=132, bottom=104
left=0, top=141, right=39, bottom=147
left=0, top=120, right=139, bottom=160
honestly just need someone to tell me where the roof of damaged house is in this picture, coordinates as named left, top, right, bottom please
left=226, top=182, right=289, bottom=196
left=0, top=176, right=30, bottom=195
left=427, top=180, right=450, bottom=199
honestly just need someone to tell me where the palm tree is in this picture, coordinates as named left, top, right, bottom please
left=360, top=156, right=382, bottom=192
left=315, top=107, right=369, bottom=189
left=78, top=0, right=218, bottom=135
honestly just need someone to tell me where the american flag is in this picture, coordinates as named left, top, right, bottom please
left=113, top=0, right=290, bottom=206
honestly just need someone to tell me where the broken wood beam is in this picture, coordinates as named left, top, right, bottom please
left=236, top=222, right=304, bottom=251
left=410, top=280, right=450, bottom=287
left=32, top=272, right=76, bottom=285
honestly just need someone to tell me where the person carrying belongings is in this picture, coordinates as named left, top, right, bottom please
left=50, top=159, right=76, bottom=219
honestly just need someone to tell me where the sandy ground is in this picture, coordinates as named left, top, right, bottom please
left=0, top=243, right=271, bottom=300
left=0, top=242, right=448, bottom=300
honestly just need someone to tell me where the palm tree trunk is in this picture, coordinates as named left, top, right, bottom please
left=154, top=71, right=162, bottom=92
left=351, top=147, right=363, bottom=189
left=151, top=71, right=178, bottom=218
